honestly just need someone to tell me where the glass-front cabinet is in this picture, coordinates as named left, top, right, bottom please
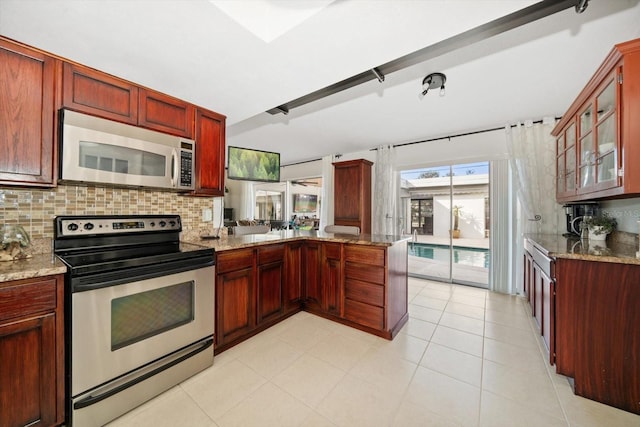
left=552, top=37, right=640, bottom=203
left=558, top=71, right=620, bottom=201
left=577, top=75, right=619, bottom=195
left=556, top=123, right=576, bottom=199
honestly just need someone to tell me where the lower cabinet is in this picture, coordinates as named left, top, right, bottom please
left=322, top=243, right=342, bottom=316
left=215, top=239, right=409, bottom=352
left=284, top=242, right=303, bottom=313
left=555, top=258, right=640, bottom=415
left=523, top=239, right=555, bottom=364
left=215, top=248, right=255, bottom=347
left=215, top=243, right=300, bottom=351
left=257, top=244, right=285, bottom=323
left=0, top=275, right=65, bottom=427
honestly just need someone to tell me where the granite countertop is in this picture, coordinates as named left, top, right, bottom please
left=0, top=231, right=410, bottom=282
left=525, top=233, right=640, bottom=265
left=0, top=253, right=67, bottom=283
left=191, top=229, right=411, bottom=252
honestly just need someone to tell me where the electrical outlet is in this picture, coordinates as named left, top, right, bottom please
left=202, top=208, right=213, bottom=222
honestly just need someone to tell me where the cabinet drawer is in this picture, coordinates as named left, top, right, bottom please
left=345, top=262, right=385, bottom=285
left=0, top=278, right=57, bottom=322
left=344, top=299, right=384, bottom=330
left=216, top=248, right=254, bottom=274
left=345, top=279, right=384, bottom=307
left=258, top=244, right=285, bottom=265
left=323, top=242, right=341, bottom=260
left=345, top=245, right=385, bottom=266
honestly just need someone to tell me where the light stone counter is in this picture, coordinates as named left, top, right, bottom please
left=0, top=253, right=67, bottom=282
left=186, top=229, right=411, bottom=252
left=526, top=233, right=640, bottom=265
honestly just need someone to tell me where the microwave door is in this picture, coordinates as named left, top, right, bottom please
left=62, top=124, right=174, bottom=189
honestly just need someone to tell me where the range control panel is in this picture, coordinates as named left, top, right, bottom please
left=56, top=215, right=181, bottom=237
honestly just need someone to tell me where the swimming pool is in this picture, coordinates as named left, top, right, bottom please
left=409, top=243, right=490, bottom=269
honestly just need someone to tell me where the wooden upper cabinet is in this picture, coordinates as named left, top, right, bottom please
left=62, top=62, right=138, bottom=124
left=333, top=159, right=373, bottom=234
left=62, top=64, right=196, bottom=137
left=553, top=37, right=640, bottom=202
left=191, top=108, right=226, bottom=196
left=0, top=38, right=58, bottom=187
left=138, top=88, right=194, bottom=138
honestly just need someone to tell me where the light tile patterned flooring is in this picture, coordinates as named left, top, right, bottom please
left=107, top=278, right=640, bottom=426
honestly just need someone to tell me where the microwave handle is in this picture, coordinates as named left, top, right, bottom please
left=170, top=149, right=178, bottom=188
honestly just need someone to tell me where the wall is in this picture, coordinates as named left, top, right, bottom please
left=599, top=198, right=640, bottom=234
left=0, top=184, right=219, bottom=253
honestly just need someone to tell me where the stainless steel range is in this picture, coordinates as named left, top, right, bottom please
left=54, top=215, right=215, bottom=427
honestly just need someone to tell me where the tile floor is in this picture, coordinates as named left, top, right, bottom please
left=107, top=278, right=640, bottom=427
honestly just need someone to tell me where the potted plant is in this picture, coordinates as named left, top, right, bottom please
left=584, top=213, right=617, bottom=241
left=450, top=205, right=462, bottom=239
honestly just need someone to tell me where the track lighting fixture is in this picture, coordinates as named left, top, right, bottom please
left=575, top=0, right=588, bottom=13
left=371, top=67, right=385, bottom=83
left=421, top=72, right=446, bottom=97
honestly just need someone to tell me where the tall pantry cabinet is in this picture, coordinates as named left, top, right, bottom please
left=333, top=159, right=373, bottom=234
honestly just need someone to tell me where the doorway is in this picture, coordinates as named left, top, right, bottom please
left=401, top=161, right=490, bottom=288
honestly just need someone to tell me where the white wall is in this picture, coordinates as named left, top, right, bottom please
left=433, top=194, right=486, bottom=239
left=599, top=198, right=640, bottom=234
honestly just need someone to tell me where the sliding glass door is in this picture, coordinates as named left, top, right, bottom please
left=402, top=162, right=490, bottom=288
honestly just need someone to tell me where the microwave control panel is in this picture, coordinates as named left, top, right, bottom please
left=179, top=149, right=193, bottom=187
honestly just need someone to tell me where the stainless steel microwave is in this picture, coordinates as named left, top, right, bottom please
left=60, top=109, right=195, bottom=191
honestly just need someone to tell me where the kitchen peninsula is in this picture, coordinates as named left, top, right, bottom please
left=191, top=230, right=410, bottom=353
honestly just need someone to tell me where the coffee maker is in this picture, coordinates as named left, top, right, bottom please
left=563, top=202, right=599, bottom=237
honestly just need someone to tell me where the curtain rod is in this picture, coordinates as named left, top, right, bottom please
left=281, top=117, right=561, bottom=166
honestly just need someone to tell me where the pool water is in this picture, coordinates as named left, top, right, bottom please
left=409, top=243, right=490, bottom=269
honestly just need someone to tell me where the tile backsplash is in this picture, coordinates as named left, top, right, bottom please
left=0, top=184, right=217, bottom=252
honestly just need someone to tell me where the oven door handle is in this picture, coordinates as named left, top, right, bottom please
left=73, top=338, right=213, bottom=410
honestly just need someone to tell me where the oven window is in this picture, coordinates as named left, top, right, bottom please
left=79, top=140, right=165, bottom=176
left=111, top=281, right=194, bottom=351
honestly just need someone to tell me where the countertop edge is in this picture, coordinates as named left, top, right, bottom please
left=525, top=233, right=640, bottom=265
left=0, top=254, right=67, bottom=283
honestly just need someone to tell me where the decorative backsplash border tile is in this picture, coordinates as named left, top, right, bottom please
left=1, top=185, right=218, bottom=252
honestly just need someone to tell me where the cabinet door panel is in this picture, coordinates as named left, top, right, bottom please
left=216, top=268, right=254, bottom=345
left=258, top=261, right=284, bottom=322
left=192, top=108, right=226, bottom=196
left=139, top=88, right=194, bottom=138
left=0, top=40, right=56, bottom=186
left=284, top=243, right=303, bottom=311
left=304, top=242, right=322, bottom=310
left=63, top=63, right=138, bottom=124
left=0, top=314, right=57, bottom=427
left=323, top=256, right=341, bottom=315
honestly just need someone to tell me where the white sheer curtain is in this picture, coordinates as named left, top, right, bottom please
left=238, top=181, right=254, bottom=221
left=319, top=155, right=334, bottom=231
left=506, top=118, right=563, bottom=294
left=506, top=118, right=561, bottom=234
left=373, top=145, right=399, bottom=235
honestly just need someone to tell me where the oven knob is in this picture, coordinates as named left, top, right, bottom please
left=84, top=223, right=94, bottom=231
left=169, top=220, right=176, bottom=227
left=159, top=221, right=167, bottom=227
left=150, top=222, right=156, bottom=227
left=67, top=223, right=79, bottom=231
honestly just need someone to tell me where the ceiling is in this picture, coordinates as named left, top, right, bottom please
left=1, top=0, right=640, bottom=166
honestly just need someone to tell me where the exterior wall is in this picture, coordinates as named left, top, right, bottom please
left=433, top=194, right=486, bottom=239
